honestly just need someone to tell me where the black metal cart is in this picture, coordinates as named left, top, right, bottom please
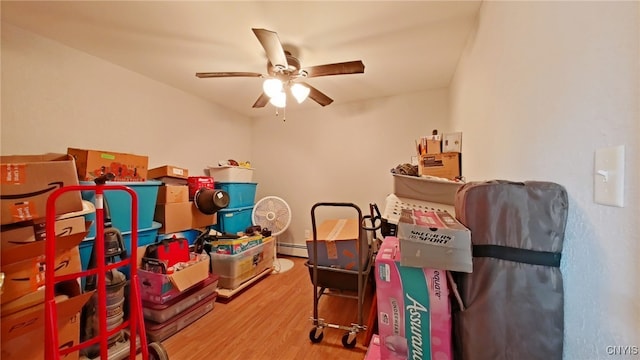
left=305, top=202, right=379, bottom=348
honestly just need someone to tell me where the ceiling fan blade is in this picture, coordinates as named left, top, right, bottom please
left=252, top=28, right=288, bottom=71
left=300, top=82, right=334, bottom=107
left=252, top=93, right=269, bottom=108
left=196, top=72, right=262, bottom=78
left=303, top=60, right=365, bottom=78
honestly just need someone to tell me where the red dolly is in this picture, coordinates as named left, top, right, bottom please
left=44, top=176, right=168, bottom=360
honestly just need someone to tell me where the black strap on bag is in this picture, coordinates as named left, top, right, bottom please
left=473, top=244, right=562, bottom=267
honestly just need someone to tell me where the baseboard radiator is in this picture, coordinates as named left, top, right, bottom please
left=276, top=241, right=308, bottom=258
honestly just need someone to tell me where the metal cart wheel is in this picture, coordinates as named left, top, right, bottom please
left=148, top=342, right=169, bottom=360
left=342, top=332, right=357, bottom=348
left=309, top=327, right=324, bottom=343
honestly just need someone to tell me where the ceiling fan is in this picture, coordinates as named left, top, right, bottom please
left=195, top=28, right=365, bottom=109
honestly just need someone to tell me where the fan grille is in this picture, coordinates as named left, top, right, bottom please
left=252, top=196, right=291, bottom=236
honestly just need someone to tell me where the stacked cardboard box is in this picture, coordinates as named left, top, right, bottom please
left=0, top=154, right=93, bottom=359
left=151, top=166, right=216, bottom=234
left=417, top=132, right=463, bottom=181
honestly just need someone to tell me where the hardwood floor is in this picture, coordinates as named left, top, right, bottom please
left=159, top=256, right=375, bottom=360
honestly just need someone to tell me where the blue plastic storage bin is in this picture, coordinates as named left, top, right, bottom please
left=213, top=206, right=254, bottom=235
left=80, top=180, right=161, bottom=238
left=214, top=182, right=257, bottom=208
left=79, top=221, right=162, bottom=279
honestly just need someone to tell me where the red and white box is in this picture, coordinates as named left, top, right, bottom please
left=187, top=176, right=214, bottom=200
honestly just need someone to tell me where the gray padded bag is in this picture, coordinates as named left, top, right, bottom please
left=452, top=180, right=568, bottom=360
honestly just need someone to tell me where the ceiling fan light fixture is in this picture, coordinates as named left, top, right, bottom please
left=269, top=91, right=287, bottom=108
left=291, top=83, right=311, bottom=104
left=263, top=78, right=283, bottom=98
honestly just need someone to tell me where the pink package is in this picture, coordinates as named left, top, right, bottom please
left=375, top=237, right=452, bottom=360
left=364, top=334, right=381, bottom=360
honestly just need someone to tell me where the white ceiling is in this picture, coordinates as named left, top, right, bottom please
left=1, top=1, right=481, bottom=118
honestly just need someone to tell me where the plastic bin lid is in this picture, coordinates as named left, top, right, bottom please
left=82, top=221, right=162, bottom=242
left=79, top=180, right=163, bottom=186
left=57, top=200, right=96, bottom=219
left=207, top=165, right=254, bottom=170
left=218, top=205, right=254, bottom=212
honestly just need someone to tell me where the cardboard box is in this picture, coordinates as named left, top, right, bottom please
left=67, top=147, right=149, bottom=182
left=1, top=281, right=93, bottom=360
left=156, top=185, right=189, bottom=204
left=191, top=202, right=216, bottom=229
left=148, top=165, right=189, bottom=180
left=375, top=237, right=452, bottom=360
left=426, top=139, right=441, bottom=154
left=397, top=209, right=472, bottom=273
left=154, top=201, right=216, bottom=234
left=418, top=152, right=461, bottom=181
left=148, top=165, right=189, bottom=185
left=305, top=218, right=368, bottom=270
left=1, top=232, right=85, bottom=303
left=138, top=252, right=210, bottom=304
left=155, top=202, right=192, bottom=234
left=0, top=154, right=84, bottom=225
left=442, top=132, right=462, bottom=153
left=1, top=216, right=87, bottom=249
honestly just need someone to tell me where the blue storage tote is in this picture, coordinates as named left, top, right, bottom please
left=214, top=182, right=257, bottom=208
left=79, top=221, right=162, bottom=281
left=80, top=180, right=161, bottom=238
left=213, top=206, right=254, bottom=235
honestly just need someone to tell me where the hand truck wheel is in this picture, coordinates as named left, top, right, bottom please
left=342, top=331, right=357, bottom=348
left=148, top=341, right=169, bottom=360
left=309, top=327, right=324, bottom=343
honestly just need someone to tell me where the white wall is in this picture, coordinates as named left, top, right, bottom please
left=251, top=90, right=451, bottom=255
left=1, top=23, right=252, bottom=175
left=451, top=1, right=639, bottom=358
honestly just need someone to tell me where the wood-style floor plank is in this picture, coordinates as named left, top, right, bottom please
left=156, top=256, right=374, bottom=360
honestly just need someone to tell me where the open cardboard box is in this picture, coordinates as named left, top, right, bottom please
left=1, top=280, right=94, bottom=360
left=0, top=154, right=83, bottom=225
left=305, top=218, right=368, bottom=270
left=1, top=231, right=86, bottom=304
left=137, top=247, right=210, bottom=304
left=67, top=147, right=149, bottom=182
left=1, top=216, right=89, bottom=249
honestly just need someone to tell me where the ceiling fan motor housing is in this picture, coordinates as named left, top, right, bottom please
left=267, top=52, right=306, bottom=79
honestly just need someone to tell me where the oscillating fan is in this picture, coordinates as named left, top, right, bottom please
left=252, top=196, right=294, bottom=273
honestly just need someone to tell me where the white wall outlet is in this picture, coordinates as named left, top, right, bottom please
left=594, top=145, right=625, bottom=207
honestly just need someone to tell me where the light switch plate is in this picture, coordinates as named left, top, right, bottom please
left=594, top=145, right=625, bottom=207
